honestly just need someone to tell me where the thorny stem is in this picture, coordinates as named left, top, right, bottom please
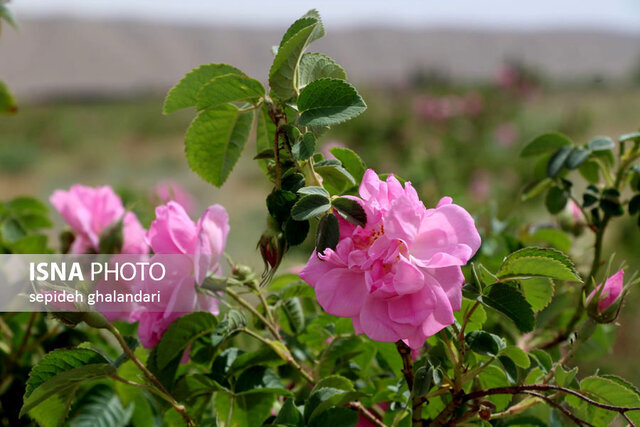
left=239, top=327, right=314, bottom=384
left=396, top=341, right=425, bottom=427
left=225, top=288, right=281, bottom=340
left=9, top=312, right=37, bottom=364
left=106, top=324, right=195, bottom=427
left=431, top=383, right=640, bottom=426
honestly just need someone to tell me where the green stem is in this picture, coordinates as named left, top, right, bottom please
left=226, top=288, right=280, bottom=341
left=106, top=324, right=195, bottom=426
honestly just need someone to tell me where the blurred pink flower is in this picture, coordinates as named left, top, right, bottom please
left=493, top=122, right=518, bottom=147
left=495, top=64, right=518, bottom=90
left=300, top=170, right=481, bottom=348
left=468, top=170, right=492, bottom=203
left=137, top=201, right=229, bottom=348
left=463, top=93, right=485, bottom=116
left=587, top=269, right=624, bottom=313
left=321, top=140, right=345, bottom=159
left=50, top=185, right=148, bottom=254
left=154, top=180, right=196, bottom=216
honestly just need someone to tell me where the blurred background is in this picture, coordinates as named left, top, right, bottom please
left=1, top=0, right=640, bottom=382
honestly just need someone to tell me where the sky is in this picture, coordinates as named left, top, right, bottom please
left=9, top=0, right=640, bottom=33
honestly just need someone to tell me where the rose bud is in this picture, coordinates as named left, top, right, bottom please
left=558, top=200, right=586, bottom=236
left=586, top=269, right=624, bottom=323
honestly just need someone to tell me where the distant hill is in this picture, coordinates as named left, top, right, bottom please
left=1, top=18, right=639, bottom=99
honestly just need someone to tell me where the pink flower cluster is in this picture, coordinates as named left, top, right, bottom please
left=413, top=93, right=484, bottom=122
left=50, top=185, right=148, bottom=254
left=51, top=185, right=228, bottom=348
left=300, top=170, right=481, bottom=348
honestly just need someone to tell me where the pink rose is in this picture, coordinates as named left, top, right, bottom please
left=50, top=185, right=148, bottom=254
left=154, top=180, right=196, bottom=216
left=587, top=269, right=624, bottom=313
left=300, top=170, right=481, bottom=348
left=137, top=201, right=229, bottom=348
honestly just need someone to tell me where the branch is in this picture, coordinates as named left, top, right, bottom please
left=432, top=383, right=640, bottom=426
left=106, top=324, right=195, bottom=426
left=519, top=391, right=594, bottom=427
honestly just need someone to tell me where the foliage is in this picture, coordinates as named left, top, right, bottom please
left=1, top=8, right=640, bottom=427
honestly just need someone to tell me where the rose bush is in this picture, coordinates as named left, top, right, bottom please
left=2, top=8, right=640, bottom=427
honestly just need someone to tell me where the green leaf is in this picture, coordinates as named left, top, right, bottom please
left=69, top=384, right=132, bottom=427
left=529, top=349, right=553, bottom=374
left=279, top=10, right=324, bottom=47
left=498, top=355, right=518, bottom=384
left=619, top=132, right=640, bottom=143
left=315, top=164, right=356, bottom=194
left=185, top=104, right=254, bottom=187
left=280, top=282, right=315, bottom=299
left=481, top=283, right=535, bottom=333
left=0, top=4, right=17, bottom=29
left=465, top=330, right=504, bottom=357
left=298, top=186, right=330, bottom=198
left=275, top=399, right=304, bottom=427
left=478, top=365, right=511, bottom=411
left=309, top=407, right=357, bottom=427
left=298, top=53, right=347, bottom=88
left=25, top=348, right=110, bottom=398
left=163, top=63, right=244, bottom=113
left=297, top=79, right=367, bottom=126
left=292, top=132, right=316, bottom=160
left=313, top=375, right=355, bottom=393
left=1, top=218, right=25, bottom=243
left=316, top=213, right=340, bottom=253
left=0, top=80, right=17, bottom=115
left=497, top=247, right=581, bottom=282
left=291, top=194, right=331, bottom=220
left=255, top=104, right=276, bottom=160
left=629, top=194, right=640, bottom=215
left=373, top=342, right=403, bottom=374
left=329, top=147, right=367, bottom=183
left=565, top=147, right=590, bottom=169
left=147, top=345, right=181, bottom=392
left=195, top=73, right=265, bottom=110
left=215, top=390, right=276, bottom=427
left=228, top=347, right=286, bottom=377
left=267, top=189, right=297, bottom=223
left=284, top=217, right=310, bottom=246
left=521, top=178, right=553, bottom=201
left=156, top=312, right=218, bottom=369
left=555, top=366, right=578, bottom=387
left=22, top=363, right=116, bottom=416
left=332, top=197, right=367, bottom=227
left=305, top=386, right=362, bottom=423
left=521, top=132, right=572, bottom=157
left=545, top=186, right=568, bottom=214
left=269, top=12, right=323, bottom=100
left=174, top=374, right=228, bottom=402
left=414, top=366, right=434, bottom=397
left=547, top=146, right=572, bottom=178
left=566, top=376, right=640, bottom=426
left=587, top=136, right=615, bottom=151
left=521, top=277, right=554, bottom=312
left=454, top=298, right=486, bottom=332
left=282, top=297, right=305, bottom=334
left=579, top=159, right=600, bottom=183
left=501, top=346, right=530, bottom=369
